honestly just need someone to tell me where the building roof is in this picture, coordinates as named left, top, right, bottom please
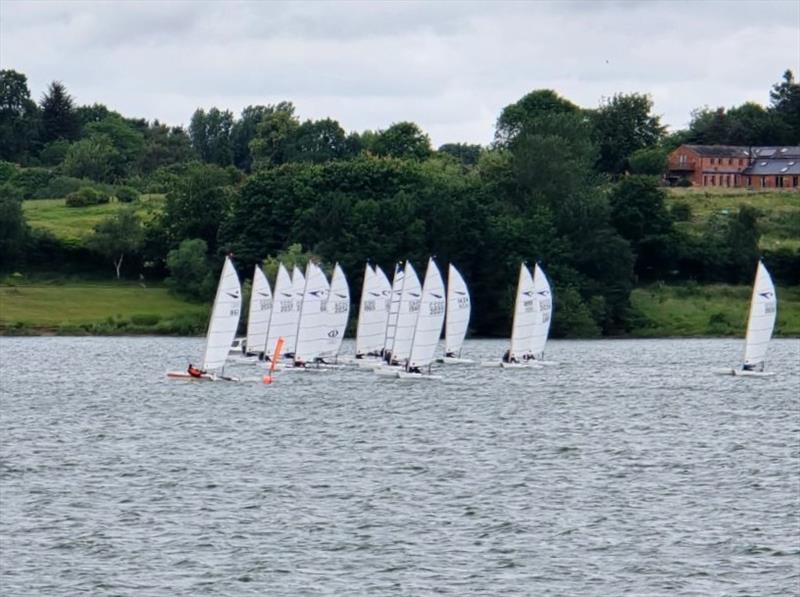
left=742, top=159, right=800, bottom=176
left=683, top=144, right=800, bottom=158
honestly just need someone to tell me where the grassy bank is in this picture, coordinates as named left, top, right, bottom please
left=2, top=278, right=798, bottom=338
left=666, top=187, right=800, bottom=251
left=22, top=194, right=165, bottom=245
left=0, top=279, right=207, bottom=335
left=631, top=283, right=800, bottom=337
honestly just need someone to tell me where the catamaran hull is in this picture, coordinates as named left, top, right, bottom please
left=165, top=371, right=240, bottom=382
left=713, top=368, right=776, bottom=377
left=480, top=361, right=543, bottom=369
left=397, top=371, right=442, bottom=381
left=437, top=357, right=475, bottom=365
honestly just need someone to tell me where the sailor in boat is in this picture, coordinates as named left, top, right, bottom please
left=407, top=365, right=422, bottom=374
left=383, top=349, right=393, bottom=364
left=445, top=351, right=456, bottom=359
left=187, top=363, right=205, bottom=378
left=502, top=349, right=518, bottom=364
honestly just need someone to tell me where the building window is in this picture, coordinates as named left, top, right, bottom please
left=739, top=159, right=744, bottom=166
left=728, top=158, right=733, bottom=165
left=703, top=175, right=708, bottom=185
left=711, top=175, right=716, bottom=185
left=760, top=176, right=766, bottom=187
left=679, top=154, right=686, bottom=165
left=778, top=176, right=784, bottom=188
left=793, top=176, right=798, bottom=187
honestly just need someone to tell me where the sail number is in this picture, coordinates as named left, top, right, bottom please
left=229, top=308, right=240, bottom=316
left=429, top=301, right=445, bottom=315
left=279, top=300, right=294, bottom=313
left=364, top=300, right=376, bottom=312
left=334, top=301, right=348, bottom=314
left=259, top=299, right=273, bottom=311
left=409, top=300, right=421, bottom=313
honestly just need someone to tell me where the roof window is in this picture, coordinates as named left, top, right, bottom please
left=781, top=167, right=789, bottom=172
left=760, top=162, right=767, bottom=166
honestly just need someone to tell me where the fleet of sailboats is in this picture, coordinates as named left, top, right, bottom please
left=168, top=255, right=782, bottom=381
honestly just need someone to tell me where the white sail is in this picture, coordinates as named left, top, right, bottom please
left=408, top=258, right=446, bottom=369
left=284, top=266, right=306, bottom=354
left=320, top=263, right=350, bottom=358
left=245, top=265, right=272, bottom=356
left=356, top=265, right=383, bottom=356
left=509, top=263, right=536, bottom=360
left=265, top=263, right=294, bottom=356
left=445, top=264, right=471, bottom=357
left=383, top=262, right=405, bottom=354
left=201, top=256, right=242, bottom=372
left=743, top=261, right=777, bottom=370
left=293, top=262, right=331, bottom=363
left=529, top=263, right=553, bottom=359
left=390, top=261, right=422, bottom=363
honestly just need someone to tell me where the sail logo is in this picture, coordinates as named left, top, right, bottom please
left=327, top=330, right=340, bottom=338
left=369, top=291, right=382, bottom=297
left=759, top=292, right=773, bottom=299
left=537, top=290, right=550, bottom=296
left=522, top=291, right=535, bottom=297
left=281, top=292, right=293, bottom=298
left=335, top=293, right=347, bottom=299
left=430, top=292, right=443, bottom=299
left=226, top=292, right=240, bottom=299
left=257, top=291, right=271, bottom=297
left=309, top=290, right=326, bottom=298
left=410, top=292, right=421, bottom=298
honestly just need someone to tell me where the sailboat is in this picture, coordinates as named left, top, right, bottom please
left=375, top=261, right=420, bottom=376
left=242, top=264, right=272, bottom=358
left=264, top=263, right=295, bottom=362
left=440, top=263, right=473, bottom=364
left=380, top=262, right=404, bottom=363
left=397, top=258, right=447, bottom=380
left=292, top=262, right=331, bottom=367
left=528, top=263, right=556, bottom=365
left=716, top=260, right=778, bottom=377
left=318, top=263, right=350, bottom=362
left=282, top=265, right=305, bottom=357
left=354, top=264, right=391, bottom=362
left=167, top=256, right=242, bottom=381
left=481, top=262, right=549, bottom=368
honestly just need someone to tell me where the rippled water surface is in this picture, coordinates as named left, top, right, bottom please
left=1, top=337, right=799, bottom=596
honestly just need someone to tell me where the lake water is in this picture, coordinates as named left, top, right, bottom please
left=1, top=337, right=799, bottom=596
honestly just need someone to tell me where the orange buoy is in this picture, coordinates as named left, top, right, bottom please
left=263, top=375, right=273, bottom=385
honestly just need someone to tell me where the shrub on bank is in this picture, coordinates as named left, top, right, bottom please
left=65, top=187, right=110, bottom=207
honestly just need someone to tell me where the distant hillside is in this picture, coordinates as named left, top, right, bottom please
left=666, top=187, right=800, bottom=251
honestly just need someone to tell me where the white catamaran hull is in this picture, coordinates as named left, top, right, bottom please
left=480, top=360, right=543, bottom=369
left=713, top=368, right=777, bottom=378
left=166, top=371, right=240, bottom=382
left=397, top=371, right=442, bottom=381
left=437, top=356, right=475, bottom=365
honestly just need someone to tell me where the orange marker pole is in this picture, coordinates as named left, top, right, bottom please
left=263, top=337, right=285, bottom=385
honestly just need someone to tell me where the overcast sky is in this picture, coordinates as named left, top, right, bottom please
left=1, top=0, right=798, bottom=146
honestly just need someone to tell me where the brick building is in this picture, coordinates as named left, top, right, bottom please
left=667, top=145, right=800, bottom=189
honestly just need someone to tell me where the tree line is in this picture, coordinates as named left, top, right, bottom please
left=1, top=68, right=798, bottom=336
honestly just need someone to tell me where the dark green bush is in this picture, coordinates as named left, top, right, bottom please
left=33, top=176, right=84, bottom=199
left=0, top=161, right=17, bottom=185
left=675, top=177, right=692, bottom=188
left=65, top=187, right=109, bottom=207
left=11, top=167, right=54, bottom=199
left=130, top=313, right=160, bottom=325
left=670, top=201, right=692, bottom=222
left=115, top=186, right=140, bottom=203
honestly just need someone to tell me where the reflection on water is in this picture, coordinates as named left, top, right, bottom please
left=1, top=337, right=798, bottom=595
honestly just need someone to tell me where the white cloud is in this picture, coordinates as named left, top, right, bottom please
left=1, top=0, right=798, bottom=146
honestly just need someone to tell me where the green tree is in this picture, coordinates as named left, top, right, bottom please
left=40, top=81, right=80, bottom=143
left=62, top=135, right=119, bottom=182
left=189, top=107, right=234, bottom=166
left=0, top=70, right=40, bottom=162
left=607, top=175, right=674, bottom=278
left=770, top=69, right=800, bottom=142
left=0, top=183, right=27, bottom=269
left=87, top=207, right=144, bottom=279
left=438, top=143, right=482, bottom=166
left=249, top=102, right=300, bottom=168
left=592, top=93, right=665, bottom=175
left=287, top=118, right=348, bottom=163
left=372, top=122, right=432, bottom=160
left=138, top=121, right=196, bottom=174
left=231, top=105, right=270, bottom=171
left=84, top=114, right=145, bottom=177
left=627, top=146, right=667, bottom=175
left=161, top=163, right=236, bottom=251
left=495, top=89, right=580, bottom=145
left=165, top=238, right=212, bottom=301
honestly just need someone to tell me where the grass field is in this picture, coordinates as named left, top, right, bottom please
left=631, top=283, right=800, bottom=337
left=0, top=280, right=207, bottom=335
left=22, top=194, right=165, bottom=245
left=666, top=187, right=800, bottom=251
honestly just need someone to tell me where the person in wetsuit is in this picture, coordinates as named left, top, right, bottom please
left=187, top=364, right=205, bottom=378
